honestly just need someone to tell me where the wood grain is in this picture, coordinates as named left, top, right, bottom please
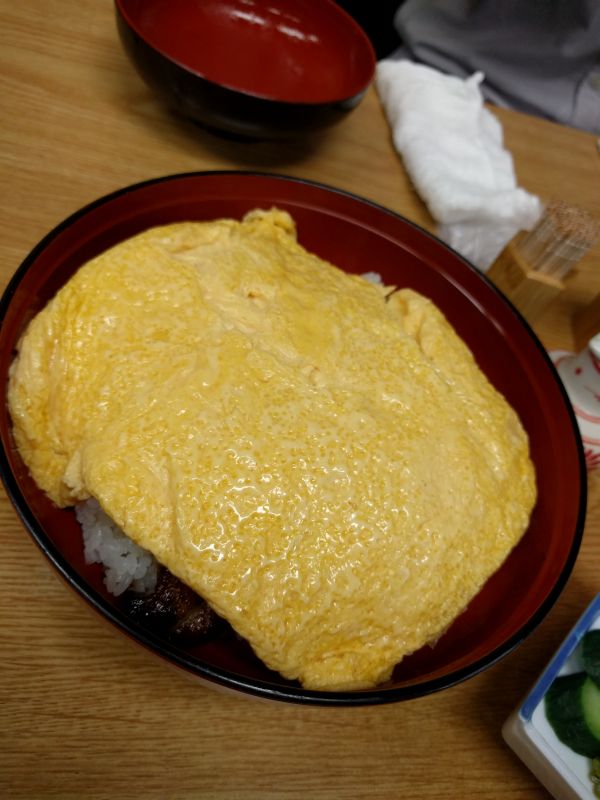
left=1, top=2, right=598, bottom=798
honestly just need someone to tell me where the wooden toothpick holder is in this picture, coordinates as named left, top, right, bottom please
left=487, top=238, right=565, bottom=323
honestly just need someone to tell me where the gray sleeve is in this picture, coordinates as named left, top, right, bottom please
left=391, top=0, right=600, bottom=133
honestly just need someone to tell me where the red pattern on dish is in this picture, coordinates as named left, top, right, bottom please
left=585, top=448, right=600, bottom=470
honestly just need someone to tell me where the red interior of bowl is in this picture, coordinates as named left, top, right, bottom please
left=0, top=173, right=585, bottom=702
left=116, top=0, right=376, bottom=103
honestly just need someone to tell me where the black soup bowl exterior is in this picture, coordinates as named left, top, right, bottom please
left=114, top=0, right=377, bottom=140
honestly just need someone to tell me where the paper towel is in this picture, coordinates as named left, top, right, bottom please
left=375, top=59, right=542, bottom=270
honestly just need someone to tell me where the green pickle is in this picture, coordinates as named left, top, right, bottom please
left=583, top=630, right=600, bottom=688
left=545, top=672, right=600, bottom=758
left=544, top=629, right=600, bottom=797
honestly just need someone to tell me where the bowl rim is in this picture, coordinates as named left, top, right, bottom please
left=0, top=170, right=588, bottom=706
left=114, top=0, right=377, bottom=107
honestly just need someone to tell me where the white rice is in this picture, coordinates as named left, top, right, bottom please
left=361, top=271, right=383, bottom=285
left=75, top=498, right=158, bottom=596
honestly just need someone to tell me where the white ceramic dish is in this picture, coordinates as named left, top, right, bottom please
left=550, top=334, right=600, bottom=472
left=503, top=594, right=600, bottom=800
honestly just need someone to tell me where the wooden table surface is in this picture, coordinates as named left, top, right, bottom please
left=1, top=2, right=599, bottom=798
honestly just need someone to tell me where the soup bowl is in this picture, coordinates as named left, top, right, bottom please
left=115, top=0, right=376, bottom=139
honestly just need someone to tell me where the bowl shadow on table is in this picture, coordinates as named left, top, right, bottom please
left=168, top=107, right=334, bottom=169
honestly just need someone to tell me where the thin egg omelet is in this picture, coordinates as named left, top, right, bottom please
left=8, top=209, right=536, bottom=691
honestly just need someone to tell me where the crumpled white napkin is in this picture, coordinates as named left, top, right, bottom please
left=375, top=59, right=542, bottom=271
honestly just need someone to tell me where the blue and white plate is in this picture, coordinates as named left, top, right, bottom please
left=503, top=594, right=600, bottom=800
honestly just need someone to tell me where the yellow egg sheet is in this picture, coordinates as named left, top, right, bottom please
left=8, top=209, right=536, bottom=690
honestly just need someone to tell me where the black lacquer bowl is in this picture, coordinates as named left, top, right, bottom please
left=115, top=0, right=376, bottom=139
left=0, top=172, right=586, bottom=705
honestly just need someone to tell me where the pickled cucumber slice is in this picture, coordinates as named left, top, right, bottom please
left=583, top=630, right=600, bottom=688
left=545, top=672, right=600, bottom=758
